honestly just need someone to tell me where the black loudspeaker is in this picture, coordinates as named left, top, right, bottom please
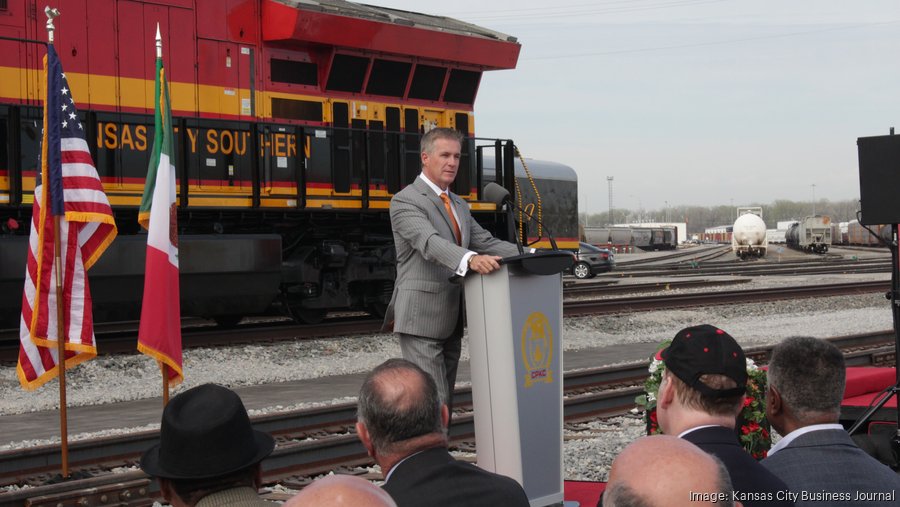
left=858, top=134, right=900, bottom=225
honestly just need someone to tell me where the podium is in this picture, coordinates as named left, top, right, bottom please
left=464, top=251, right=573, bottom=507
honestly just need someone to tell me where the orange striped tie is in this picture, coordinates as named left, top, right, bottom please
left=440, top=193, right=462, bottom=245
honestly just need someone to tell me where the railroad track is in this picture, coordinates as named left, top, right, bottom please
left=614, top=245, right=731, bottom=267
left=563, top=280, right=888, bottom=316
left=0, top=280, right=889, bottom=363
left=563, top=278, right=752, bottom=296
left=1, top=330, right=895, bottom=507
left=613, top=257, right=891, bottom=277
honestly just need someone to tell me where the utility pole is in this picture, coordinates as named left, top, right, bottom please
left=665, top=200, right=669, bottom=223
left=607, top=176, right=614, bottom=225
left=812, top=184, right=816, bottom=215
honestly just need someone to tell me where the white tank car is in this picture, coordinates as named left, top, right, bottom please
left=732, top=213, right=768, bottom=258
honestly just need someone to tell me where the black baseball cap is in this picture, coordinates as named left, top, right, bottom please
left=657, top=324, right=747, bottom=398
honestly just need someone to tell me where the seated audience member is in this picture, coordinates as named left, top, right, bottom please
left=284, top=474, right=396, bottom=507
left=655, top=324, right=792, bottom=506
left=356, top=358, right=530, bottom=507
left=603, top=435, right=739, bottom=507
left=140, top=383, right=275, bottom=507
left=762, top=336, right=900, bottom=506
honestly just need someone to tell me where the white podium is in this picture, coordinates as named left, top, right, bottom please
left=464, top=251, right=573, bottom=507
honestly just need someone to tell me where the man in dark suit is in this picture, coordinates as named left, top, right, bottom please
left=355, top=358, right=529, bottom=507
left=762, top=336, right=900, bottom=506
left=384, top=127, right=520, bottom=409
left=655, top=324, right=792, bottom=507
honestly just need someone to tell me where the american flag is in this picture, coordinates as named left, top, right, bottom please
left=17, top=45, right=118, bottom=390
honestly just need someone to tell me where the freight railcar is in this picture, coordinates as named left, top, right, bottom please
left=785, top=216, right=832, bottom=253
left=0, top=0, right=572, bottom=327
left=582, top=226, right=676, bottom=251
left=847, top=220, right=889, bottom=247
left=731, top=210, right=767, bottom=259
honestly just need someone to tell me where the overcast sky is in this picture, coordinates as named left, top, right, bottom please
left=371, top=0, right=900, bottom=215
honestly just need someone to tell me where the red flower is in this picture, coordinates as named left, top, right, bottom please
left=649, top=410, right=658, bottom=423
left=742, top=422, right=760, bottom=435
left=743, top=397, right=755, bottom=408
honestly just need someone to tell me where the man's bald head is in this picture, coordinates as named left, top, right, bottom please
left=606, top=435, right=734, bottom=507
left=284, top=475, right=396, bottom=507
left=357, top=359, right=443, bottom=454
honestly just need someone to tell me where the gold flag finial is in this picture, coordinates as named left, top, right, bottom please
left=45, top=6, right=60, bottom=44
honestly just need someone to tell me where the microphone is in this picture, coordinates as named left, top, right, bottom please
left=483, top=181, right=512, bottom=206
left=484, top=182, right=559, bottom=251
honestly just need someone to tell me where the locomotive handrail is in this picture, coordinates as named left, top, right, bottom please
left=0, top=35, right=48, bottom=46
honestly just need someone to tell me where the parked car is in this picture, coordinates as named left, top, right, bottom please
left=568, top=242, right=615, bottom=279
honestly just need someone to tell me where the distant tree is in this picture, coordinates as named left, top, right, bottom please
left=581, top=198, right=860, bottom=236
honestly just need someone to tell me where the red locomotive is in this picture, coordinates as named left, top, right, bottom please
left=0, top=0, right=577, bottom=326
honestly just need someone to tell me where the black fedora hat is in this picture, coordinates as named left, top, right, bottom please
left=140, top=383, right=275, bottom=479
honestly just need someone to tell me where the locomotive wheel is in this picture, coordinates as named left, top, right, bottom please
left=368, top=302, right=388, bottom=318
left=214, top=315, right=243, bottom=328
left=293, top=308, right=328, bottom=325
left=573, top=262, right=592, bottom=279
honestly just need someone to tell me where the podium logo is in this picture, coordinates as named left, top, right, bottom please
left=521, top=311, right=554, bottom=388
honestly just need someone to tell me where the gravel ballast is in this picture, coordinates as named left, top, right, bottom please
left=1, top=275, right=894, bottom=481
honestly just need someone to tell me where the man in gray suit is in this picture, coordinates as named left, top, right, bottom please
left=385, top=127, right=520, bottom=409
left=762, top=336, right=900, bottom=506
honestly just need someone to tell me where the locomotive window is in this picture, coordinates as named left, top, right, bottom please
left=0, top=1, right=7, bottom=10
left=402, top=108, right=420, bottom=185
left=19, top=116, right=41, bottom=174
left=368, top=120, right=385, bottom=182
left=270, top=58, right=318, bottom=86
left=332, top=102, right=351, bottom=193
left=0, top=119, right=7, bottom=171
left=453, top=113, right=471, bottom=196
left=444, top=69, right=481, bottom=105
left=351, top=118, right=366, bottom=183
left=455, top=113, right=469, bottom=137
left=408, top=65, right=446, bottom=101
left=271, top=98, right=323, bottom=122
left=326, top=54, right=369, bottom=93
left=365, top=59, right=411, bottom=97
left=385, top=107, right=401, bottom=193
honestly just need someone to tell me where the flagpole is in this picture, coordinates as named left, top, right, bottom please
left=154, top=23, right=171, bottom=408
left=46, top=6, right=69, bottom=480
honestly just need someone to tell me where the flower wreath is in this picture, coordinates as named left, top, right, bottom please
left=635, top=340, right=773, bottom=460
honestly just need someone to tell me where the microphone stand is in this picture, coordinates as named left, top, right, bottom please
left=501, top=199, right=525, bottom=255
left=848, top=223, right=900, bottom=467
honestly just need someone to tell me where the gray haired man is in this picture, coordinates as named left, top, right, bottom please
left=763, top=336, right=900, bottom=506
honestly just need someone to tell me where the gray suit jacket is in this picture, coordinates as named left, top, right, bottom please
left=762, top=428, right=900, bottom=506
left=384, top=177, right=520, bottom=339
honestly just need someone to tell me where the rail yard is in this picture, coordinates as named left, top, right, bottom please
left=1, top=243, right=895, bottom=505
left=1, top=0, right=898, bottom=505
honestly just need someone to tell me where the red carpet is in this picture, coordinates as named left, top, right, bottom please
left=842, top=367, right=897, bottom=410
left=560, top=367, right=897, bottom=507
left=565, top=480, right=605, bottom=507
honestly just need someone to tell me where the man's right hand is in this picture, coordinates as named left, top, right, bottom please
left=468, top=254, right=503, bottom=274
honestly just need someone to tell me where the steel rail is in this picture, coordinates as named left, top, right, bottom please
left=1, top=281, right=889, bottom=362
left=1, top=330, right=895, bottom=506
left=564, top=280, right=889, bottom=316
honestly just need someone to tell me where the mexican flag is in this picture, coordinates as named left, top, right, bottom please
left=137, top=51, right=183, bottom=386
